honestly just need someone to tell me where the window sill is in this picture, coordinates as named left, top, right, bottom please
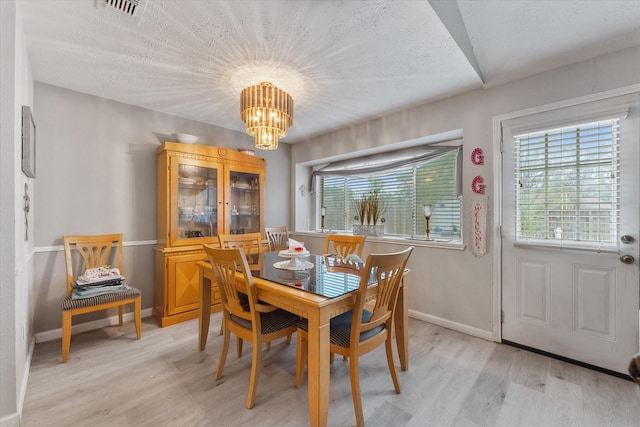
left=294, top=231, right=466, bottom=251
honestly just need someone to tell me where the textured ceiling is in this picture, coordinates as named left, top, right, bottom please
left=19, top=0, right=640, bottom=143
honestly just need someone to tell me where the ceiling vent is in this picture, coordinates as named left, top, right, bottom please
left=106, top=0, right=140, bottom=16
left=99, top=0, right=147, bottom=24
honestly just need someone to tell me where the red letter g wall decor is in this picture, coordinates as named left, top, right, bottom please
left=471, top=147, right=485, bottom=194
left=472, top=175, right=485, bottom=194
left=471, top=147, right=484, bottom=165
left=470, top=147, right=488, bottom=257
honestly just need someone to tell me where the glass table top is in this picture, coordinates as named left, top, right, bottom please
left=249, top=251, right=372, bottom=299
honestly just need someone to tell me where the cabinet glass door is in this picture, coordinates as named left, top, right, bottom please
left=171, top=158, right=222, bottom=246
left=228, top=170, right=261, bottom=235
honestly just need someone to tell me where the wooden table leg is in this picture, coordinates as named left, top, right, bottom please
left=199, top=273, right=212, bottom=351
left=394, top=278, right=409, bottom=371
left=307, top=311, right=330, bottom=427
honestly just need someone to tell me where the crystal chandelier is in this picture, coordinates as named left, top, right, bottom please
left=240, top=82, right=293, bottom=150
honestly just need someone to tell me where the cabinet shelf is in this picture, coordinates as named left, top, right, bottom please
left=179, top=183, right=209, bottom=191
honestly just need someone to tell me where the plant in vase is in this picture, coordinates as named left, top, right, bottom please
left=352, top=191, right=386, bottom=236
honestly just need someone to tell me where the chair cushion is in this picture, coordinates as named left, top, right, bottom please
left=230, top=309, right=299, bottom=334
left=298, top=309, right=385, bottom=348
left=62, top=287, right=141, bottom=311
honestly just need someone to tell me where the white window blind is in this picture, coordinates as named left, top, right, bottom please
left=416, top=152, right=461, bottom=238
left=514, top=118, right=620, bottom=246
left=318, top=148, right=461, bottom=239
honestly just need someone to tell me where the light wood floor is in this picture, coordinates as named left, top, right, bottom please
left=22, top=315, right=640, bottom=427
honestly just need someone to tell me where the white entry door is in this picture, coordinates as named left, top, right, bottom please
left=501, top=94, right=639, bottom=375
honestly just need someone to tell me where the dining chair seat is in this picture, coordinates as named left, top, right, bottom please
left=62, top=288, right=141, bottom=311
left=297, top=310, right=384, bottom=348
left=230, top=309, right=299, bottom=334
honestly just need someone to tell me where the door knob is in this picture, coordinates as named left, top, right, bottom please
left=620, top=235, right=635, bottom=244
left=620, top=254, right=634, bottom=264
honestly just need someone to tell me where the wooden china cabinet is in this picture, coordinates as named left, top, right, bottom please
left=153, top=142, right=265, bottom=327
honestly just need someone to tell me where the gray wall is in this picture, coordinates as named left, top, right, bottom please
left=292, top=46, right=640, bottom=338
left=31, top=83, right=291, bottom=334
left=1, top=2, right=35, bottom=425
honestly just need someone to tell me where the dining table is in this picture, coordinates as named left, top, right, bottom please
left=196, top=250, right=410, bottom=427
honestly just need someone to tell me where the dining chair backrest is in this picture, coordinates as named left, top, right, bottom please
left=64, top=233, right=124, bottom=295
left=323, top=234, right=366, bottom=259
left=264, top=226, right=289, bottom=251
left=354, top=246, right=413, bottom=332
left=218, top=232, right=264, bottom=255
left=203, top=245, right=255, bottom=321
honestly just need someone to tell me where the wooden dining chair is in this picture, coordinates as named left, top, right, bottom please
left=264, top=226, right=289, bottom=251
left=218, top=232, right=265, bottom=259
left=218, top=232, right=286, bottom=348
left=323, top=234, right=366, bottom=259
left=295, top=246, right=414, bottom=427
left=62, top=234, right=142, bottom=363
left=324, top=234, right=367, bottom=360
left=203, top=245, right=299, bottom=409
left=218, top=233, right=263, bottom=336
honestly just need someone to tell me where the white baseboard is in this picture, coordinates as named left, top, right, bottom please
left=409, top=310, right=497, bottom=342
left=35, top=307, right=494, bottom=344
left=17, top=336, right=35, bottom=420
left=34, top=308, right=153, bottom=343
left=0, top=413, right=20, bottom=427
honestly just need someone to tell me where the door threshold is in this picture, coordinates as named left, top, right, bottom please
left=502, top=340, right=634, bottom=382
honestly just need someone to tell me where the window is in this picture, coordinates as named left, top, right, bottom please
left=316, top=147, right=462, bottom=239
left=514, top=118, right=620, bottom=246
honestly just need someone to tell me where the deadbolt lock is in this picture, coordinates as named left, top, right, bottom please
left=620, top=235, right=634, bottom=244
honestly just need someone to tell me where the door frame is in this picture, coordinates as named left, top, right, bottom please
left=492, top=83, right=640, bottom=344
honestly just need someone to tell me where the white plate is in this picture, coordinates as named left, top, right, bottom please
left=273, top=260, right=314, bottom=271
left=278, top=250, right=310, bottom=258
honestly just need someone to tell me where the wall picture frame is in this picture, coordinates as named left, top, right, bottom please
left=21, top=105, right=36, bottom=178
